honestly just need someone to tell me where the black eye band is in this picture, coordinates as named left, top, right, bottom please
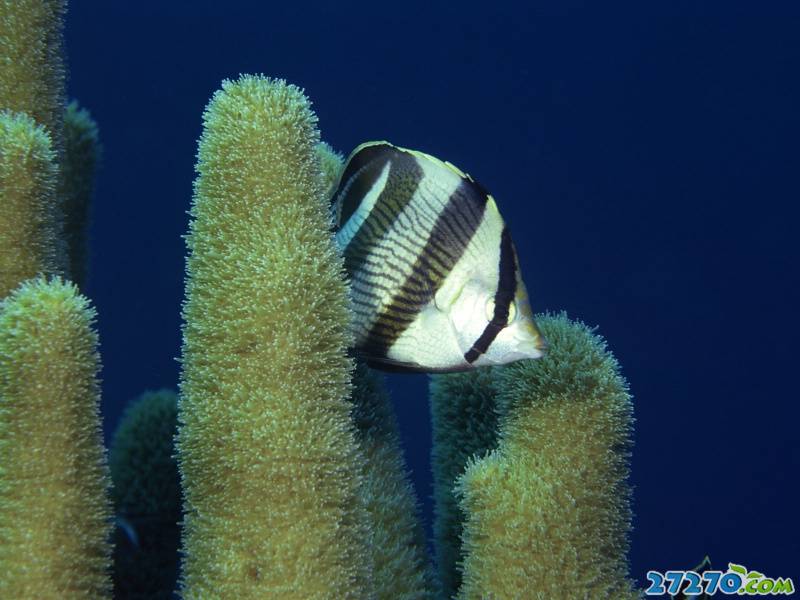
left=464, top=227, right=517, bottom=363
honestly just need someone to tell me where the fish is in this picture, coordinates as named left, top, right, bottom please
left=115, top=515, right=140, bottom=549
left=331, top=141, right=546, bottom=373
left=672, top=556, right=712, bottom=599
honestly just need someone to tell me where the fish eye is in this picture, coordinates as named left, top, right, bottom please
left=485, top=298, right=496, bottom=322
left=485, top=299, right=517, bottom=325
left=507, top=301, right=517, bottom=323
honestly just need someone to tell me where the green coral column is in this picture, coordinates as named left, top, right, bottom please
left=176, top=75, right=371, bottom=599
left=456, top=314, right=639, bottom=599
left=351, top=362, right=436, bottom=600
left=315, top=141, right=345, bottom=202
left=0, top=277, right=112, bottom=599
left=0, top=0, right=66, bottom=150
left=109, top=389, right=181, bottom=599
left=0, top=112, right=60, bottom=298
left=59, top=101, right=100, bottom=289
left=429, top=369, right=500, bottom=598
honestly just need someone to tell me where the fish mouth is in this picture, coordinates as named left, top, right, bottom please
left=498, top=337, right=545, bottom=363
left=520, top=317, right=547, bottom=350
left=507, top=327, right=547, bottom=362
left=501, top=346, right=543, bottom=363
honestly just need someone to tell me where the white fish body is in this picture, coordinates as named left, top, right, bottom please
left=332, top=141, right=545, bottom=373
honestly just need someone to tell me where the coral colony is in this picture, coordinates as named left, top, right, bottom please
left=0, top=2, right=636, bottom=598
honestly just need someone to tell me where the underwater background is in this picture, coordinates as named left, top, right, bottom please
left=62, top=0, right=798, bottom=586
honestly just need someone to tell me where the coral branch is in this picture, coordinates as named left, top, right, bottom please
left=0, top=111, right=60, bottom=297
left=0, top=0, right=66, bottom=149
left=60, top=101, right=100, bottom=288
left=351, top=362, right=437, bottom=599
left=0, top=277, right=112, bottom=598
left=430, top=368, right=501, bottom=598
left=456, top=313, right=639, bottom=599
left=176, top=75, right=371, bottom=599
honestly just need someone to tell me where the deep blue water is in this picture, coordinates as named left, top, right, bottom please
left=65, top=0, right=799, bottom=586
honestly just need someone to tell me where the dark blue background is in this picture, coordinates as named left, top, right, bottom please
left=65, top=0, right=799, bottom=586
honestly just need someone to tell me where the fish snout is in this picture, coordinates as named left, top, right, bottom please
left=510, top=319, right=547, bottom=360
left=534, top=333, right=547, bottom=352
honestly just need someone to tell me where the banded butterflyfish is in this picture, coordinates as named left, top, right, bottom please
left=331, top=141, right=546, bottom=373
left=671, top=557, right=713, bottom=600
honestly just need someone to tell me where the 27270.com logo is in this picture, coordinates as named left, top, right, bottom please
left=645, top=558, right=795, bottom=596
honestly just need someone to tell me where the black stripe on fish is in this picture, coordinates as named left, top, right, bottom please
left=342, top=152, right=424, bottom=278
left=336, top=143, right=395, bottom=226
left=367, top=179, right=489, bottom=357
left=464, top=227, right=517, bottom=364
